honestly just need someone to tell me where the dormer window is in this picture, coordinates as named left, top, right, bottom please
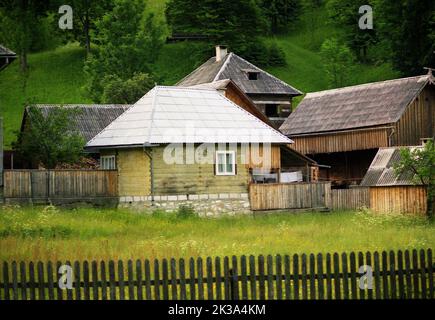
left=243, top=69, right=260, bottom=80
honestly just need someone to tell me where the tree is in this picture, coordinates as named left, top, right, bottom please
left=165, top=0, right=268, bottom=62
left=84, top=0, right=163, bottom=102
left=101, top=73, right=155, bottom=104
left=320, top=38, right=354, bottom=88
left=258, top=0, right=302, bottom=34
left=13, top=106, right=85, bottom=169
left=0, top=0, right=50, bottom=71
left=50, top=0, right=114, bottom=56
left=327, top=0, right=377, bottom=62
left=394, top=141, right=435, bottom=217
left=375, top=0, right=435, bottom=76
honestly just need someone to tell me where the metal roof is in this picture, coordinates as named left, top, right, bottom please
left=86, top=86, right=293, bottom=148
left=0, top=45, right=16, bottom=57
left=177, top=52, right=302, bottom=96
left=280, top=75, right=434, bottom=136
left=24, top=104, right=130, bottom=143
left=360, top=146, right=423, bottom=187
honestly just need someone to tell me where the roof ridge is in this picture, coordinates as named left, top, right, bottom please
left=213, top=52, right=233, bottom=82
left=306, top=75, right=430, bottom=97
left=229, top=53, right=303, bottom=95
left=175, top=56, right=221, bottom=86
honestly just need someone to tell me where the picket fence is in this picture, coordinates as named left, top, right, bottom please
left=0, top=249, right=433, bottom=300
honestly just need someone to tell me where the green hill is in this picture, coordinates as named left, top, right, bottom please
left=0, top=3, right=399, bottom=148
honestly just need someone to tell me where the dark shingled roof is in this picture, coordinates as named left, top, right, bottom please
left=280, top=75, right=434, bottom=136
left=360, top=146, right=423, bottom=187
left=177, top=52, right=302, bottom=96
left=23, top=104, right=130, bottom=143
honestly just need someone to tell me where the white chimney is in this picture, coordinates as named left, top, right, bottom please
left=216, top=45, right=228, bottom=62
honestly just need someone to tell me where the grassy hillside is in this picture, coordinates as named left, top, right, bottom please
left=0, top=3, right=400, bottom=148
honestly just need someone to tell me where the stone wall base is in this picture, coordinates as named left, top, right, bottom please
left=119, top=193, right=251, bottom=216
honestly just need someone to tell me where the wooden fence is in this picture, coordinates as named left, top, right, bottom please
left=331, top=188, right=370, bottom=210
left=249, top=182, right=331, bottom=211
left=3, top=170, right=118, bottom=204
left=0, top=249, right=433, bottom=300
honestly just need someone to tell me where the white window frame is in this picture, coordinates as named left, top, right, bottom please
left=100, top=155, right=116, bottom=170
left=215, top=151, right=236, bottom=176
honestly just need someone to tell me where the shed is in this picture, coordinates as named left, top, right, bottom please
left=361, top=146, right=429, bottom=215
left=177, top=46, right=302, bottom=127
left=280, top=74, right=435, bottom=186
left=0, top=45, right=16, bottom=71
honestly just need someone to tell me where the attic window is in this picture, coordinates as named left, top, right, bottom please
left=248, top=72, right=258, bottom=80
left=265, top=104, right=279, bottom=117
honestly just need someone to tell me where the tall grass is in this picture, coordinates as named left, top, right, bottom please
left=0, top=206, right=433, bottom=263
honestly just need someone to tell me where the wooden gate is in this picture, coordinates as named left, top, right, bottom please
left=249, top=182, right=331, bottom=211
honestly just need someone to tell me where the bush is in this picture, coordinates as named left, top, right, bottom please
left=176, top=205, right=197, bottom=219
left=267, top=42, right=287, bottom=66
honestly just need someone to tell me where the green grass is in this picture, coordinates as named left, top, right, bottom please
left=0, top=206, right=433, bottom=263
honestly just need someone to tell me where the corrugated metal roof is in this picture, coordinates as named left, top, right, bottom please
left=360, top=146, right=424, bottom=186
left=177, top=52, right=302, bottom=96
left=86, top=86, right=293, bottom=148
left=25, top=104, right=130, bottom=143
left=0, top=45, right=16, bottom=56
left=280, top=75, right=433, bottom=136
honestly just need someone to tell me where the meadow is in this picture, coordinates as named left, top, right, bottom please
left=0, top=205, right=433, bottom=263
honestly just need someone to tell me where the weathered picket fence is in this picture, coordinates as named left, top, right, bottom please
left=0, top=249, right=433, bottom=300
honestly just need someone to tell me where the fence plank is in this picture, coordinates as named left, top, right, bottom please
left=100, top=261, right=107, bottom=300
left=179, top=259, right=187, bottom=300
left=118, top=261, right=125, bottom=300
left=73, top=261, right=81, bottom=300
left=284, top=255, right=291, bottom=300
left=325, top=253, right=332, bottom=300
left=47, top=262, right=55, bottom=300
left=108, top=260, right=116, bottom=300
left=189, top=258, right=196, bottom=300
left=412, top=250, right=419, bottom=299
left=341, top=253, right=349, bottom=300
left=65, top=261, right=73, bottom=300
left=162, top=259, right=169, bottom=300
left=231, top=256, right=239, bottom=300
left=428, top=249, right=433, bottom=299
left=127, top=260, right=134, bottom=300
left=358, top=252, right=365, bottom=300
left=301, top=254, right=308, bottom=300
left=365, top=252, right=373, bottom=300
left=419, top=249, right=427, bottom=299
left=154, top=259, right=161, bottom=300
left=2, top=262, right=10, bottom=300
left=91, top=261, right=99, bottom=300
left=11, top=262, right=18, bottom=300
left=309, top=254, right=316, bottom=300
left=275, top=255, right=283, bottom=300
left=20, top=262, right=28, bottom=300
left=349, top=252, right=357, bottom=299
left=381, top=252, right=389, bottom=299
left=83, top=261, right=90, bottom=300
left=37, top=262, right=45, bottom=300
left=240, top=256, right=248, bottom=300
left=267, top=255, right=274, bottom=300
left=389, top=251, right=396, bottom=299
left=144, top=260, right=152, bottom=300
left=404, top=250, right=412, bottom=299
left=333, top=253, right=341, bottom=300
left=317, top=254, right=324, bottom=300
left=249, top=255, right=256, bottom=300
left=258, top=255, right=266, bottom=300
left=136, top=260, right=143, bottom=300
left=373, top=252, right=381, bottom=299
left=196, top=258, right=204, bottom=300
left=171, top=258, right=178, bottom=300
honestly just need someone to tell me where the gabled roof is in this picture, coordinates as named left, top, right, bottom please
left=360, top=146, right=423, bottom=187
left=22, top=104, right=130, bottom=143
left=0, top=45, right=16, bottom=57
left=280, top=75, right=434, bottom=136
left=86, top=86, right=293, bottom=148
left=177, top=52, right=302, bottom=96
left=0, top=45, right=16, bottom=70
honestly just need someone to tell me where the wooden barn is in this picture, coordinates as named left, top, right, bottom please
left=85, top=86, right=315, bottom=214
left=360, top=146, right=430, bottom=215
left=177, top=46, right=302, bottom=128
left=280, top=74, right=435, bottom=187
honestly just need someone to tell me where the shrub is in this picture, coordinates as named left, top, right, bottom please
left=176, top=204, right=197, bottom=219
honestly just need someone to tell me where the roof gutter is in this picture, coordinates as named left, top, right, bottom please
left=287, top=126, right=396, bottom=138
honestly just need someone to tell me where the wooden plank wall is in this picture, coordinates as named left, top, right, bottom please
left=290, top=128, right=389, bottom=154
left=370, top=186, right=428, bottom=215
left=249, top=182, right=331, bottom=211
left=331, top=188, right=370, bottom=210
left=3, top=170, right=118, bottom=201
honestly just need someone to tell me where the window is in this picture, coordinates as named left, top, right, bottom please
left=215, top=151, right=236, bottom=176
left=100, top=155, right=116, bottom=170
left=265, top=104, right=279, bottom=117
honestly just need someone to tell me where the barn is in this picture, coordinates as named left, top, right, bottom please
left=280, top=74, right=435, bottom=187
left=360, top=146, right=430, bottom=215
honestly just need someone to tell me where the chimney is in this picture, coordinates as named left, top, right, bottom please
left=215, top=45, right=228, bottom=62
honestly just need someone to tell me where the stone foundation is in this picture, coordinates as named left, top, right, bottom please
left=119, top=193, right=251, bottom=216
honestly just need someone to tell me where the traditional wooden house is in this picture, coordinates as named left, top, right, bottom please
left=177, top=46, right=302, bottom=128
left=280, top=74, right=435, bottom=187
left=360, top=146, right=430, bottom=215
left=85, top=86, right=314, bottom=214
left=0, top=45, right=16, bottom=71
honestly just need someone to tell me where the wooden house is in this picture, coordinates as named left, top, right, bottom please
left=280, top=74, right=435, bottom=187
left=85, top=86, right=314, bottom=214
left=360, top=146, right=430, bottom=215
left=0, top=45, right=16, bottom=71
left=177, top=46, right=302, bottom=128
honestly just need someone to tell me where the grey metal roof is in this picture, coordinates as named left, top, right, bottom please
left=86, top=86, right=293, bottom=148
left=0, top=45, right=16, bottom=57
left=24, top=104, right=130, bottom=143
left=360, top=146, right=423, bottom=187
left=280, top=75, right=433, bottom=136
left=177, top=52, right=302, bottom=96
